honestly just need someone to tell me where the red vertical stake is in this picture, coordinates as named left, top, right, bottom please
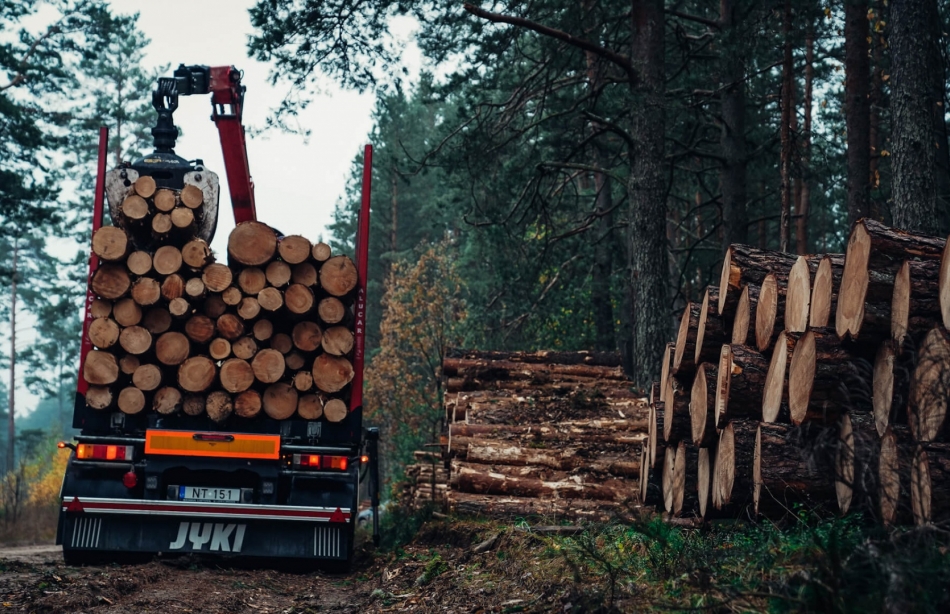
left=76, top=127, right=109, bottom=397
left=349, top=145, right=373, bottom=411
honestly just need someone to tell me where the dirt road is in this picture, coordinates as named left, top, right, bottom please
left=0, top=522, right=578, bottom=613
left=0, top=544, right=366, bottom=613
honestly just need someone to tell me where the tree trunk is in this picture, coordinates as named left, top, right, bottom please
left=7, top=241, right=16, bottom=472
left=890, top=0, right=942, bottom=234
left=719, top=0, right=747, bottom=248
left=797, top=31, right=814, bottom=253
left=627, top=0, right=667, bottom=388
left=845, top=0, right=871, bottom=225
left=779, top=0, right=793, bottom=252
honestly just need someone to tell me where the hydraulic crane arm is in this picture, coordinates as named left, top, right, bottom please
left=152, top=64, right=257, bottom=224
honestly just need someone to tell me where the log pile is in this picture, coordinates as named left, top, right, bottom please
left=82, top=181, right=358, bottom=424
left=642, top=218, right=950, bottom=525
left=394, top=451, right=449, bottom=511
left=441, top=350, right=647, bottom=521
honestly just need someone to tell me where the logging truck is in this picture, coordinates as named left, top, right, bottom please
left=57, top=65, right=381, bottom=567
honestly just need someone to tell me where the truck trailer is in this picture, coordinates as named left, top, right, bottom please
left=56, top=65, right=380, bottom=567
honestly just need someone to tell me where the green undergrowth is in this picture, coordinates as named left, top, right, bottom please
left=538, top=514, right=950, bottom=612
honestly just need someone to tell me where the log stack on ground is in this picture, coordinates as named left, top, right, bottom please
left=81, top=213, right=359, bottom=426
left=440, top=349, right=646, bottom=521
left=638, top=218, right=950, bottom=525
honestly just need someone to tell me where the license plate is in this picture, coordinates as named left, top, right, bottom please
left=179, top=486, right=240, bottom=502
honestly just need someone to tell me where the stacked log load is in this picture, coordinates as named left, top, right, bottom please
left=82, top=178, right=359, bottom=423
left=441, top=349, right=648, bottom=521
left=643, top=218, right=950, bottom=525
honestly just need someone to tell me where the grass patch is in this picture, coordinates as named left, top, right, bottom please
left=542, top=514, right=950, bottom=612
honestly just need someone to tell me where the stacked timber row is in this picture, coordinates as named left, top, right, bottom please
left=441, top=350, right=648, bottom=521
left=83, top=192, right=359, bottom=423
left=642, top=218, right=950, bottom=526
left=394, top=451, right=449, bottom=511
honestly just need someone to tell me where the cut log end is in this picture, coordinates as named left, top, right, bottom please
left=297, top=394, right=323, bottom=420
left=134, top=175, right=157, bottom=198
left=873, top=341, right=896, bottom=436
left=891, top=260, right=911, bottom=343
left=228, top=221, right=277, bottom=266
left=263, top=383, right=298, bottom=420
left=754, top=273, right=778, bottom=352
left=810, top=256, right=834, bottom=328
left=319, top=255, right=358, bottom=297
left=835, top=414, right=854, bottom=514
left=312, top=354, right=355, bottom=393
left=787, top=331, right=816, bottom=426
left=118, top=387, right=146, bottom=415
left=177, top=356, right=216, bottom=393
left=234, top=390, right=262, bottom=419
left=180, top=184, right=204, bottom=209
left=206, top=391, right=233, bottom=423
left=731, top=285, right=751, bottom=345
left=762, top=331, right=788, bottom=423
left=92, top=226, right=129, bottom=261
left=836, top=222, right=871, bottom=339
left=153, top=387, right=182, bottom=415
left=279, top=235, right=313, bottom=264
left=785, top=256, right=811, bottom=333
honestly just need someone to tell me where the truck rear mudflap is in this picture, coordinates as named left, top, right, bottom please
left=59, top=498, right=353, bottom=560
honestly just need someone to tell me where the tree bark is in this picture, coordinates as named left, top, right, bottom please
left=755, top=422, right=836, bottom=518
left=627, top=0, right=667, bottom=388
left=845, top=0, right=871, bottom=225
left=719, top=0, right=748, bottom=248
left=890, top=0, right=943, bottom=234
left=779, top=0, right=793, bottom=252
left=716, top=344, right=769, bottom=427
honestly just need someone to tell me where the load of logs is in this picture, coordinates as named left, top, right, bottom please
left=643, top=218, right=950, bottom=526
left=82, top=176, right=359, bottom=423
left=441, top=349, right=648, bottom=521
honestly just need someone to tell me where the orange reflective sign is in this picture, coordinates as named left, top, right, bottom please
left=145, top=430, right=280, bottom=460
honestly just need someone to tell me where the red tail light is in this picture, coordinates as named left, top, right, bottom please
left=76, top=444, right=134, bottom=461
left=292, top=454, right=348, bottom=471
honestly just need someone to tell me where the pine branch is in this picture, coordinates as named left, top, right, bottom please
left=462, top=4, right=637, bottom=82
left=0, top=24, right=62, bottom=92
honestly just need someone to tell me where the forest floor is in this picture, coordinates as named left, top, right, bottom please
left=0, top=517, right=606, bottom=614
left=4, top=511, right=950, bottom=613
